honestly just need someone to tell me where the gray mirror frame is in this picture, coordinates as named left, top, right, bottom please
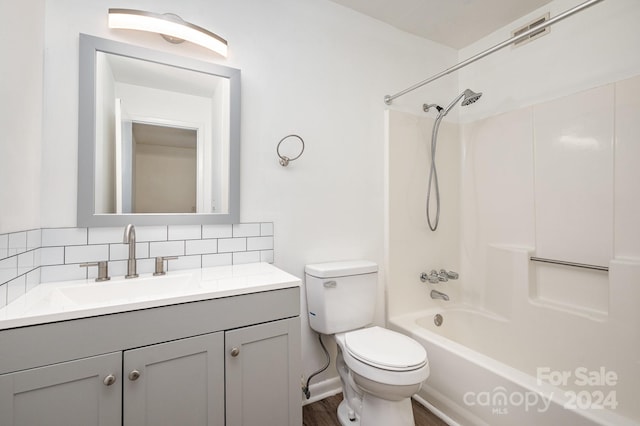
left=77, top=33, right=240, bottom=227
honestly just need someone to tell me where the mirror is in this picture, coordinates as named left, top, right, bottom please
left=78, top=34, right=240, bottom=226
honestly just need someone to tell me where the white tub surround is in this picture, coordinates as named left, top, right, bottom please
left=386, top=72, right=640, bottom=424
left=386, top=246, right=640, bottom=424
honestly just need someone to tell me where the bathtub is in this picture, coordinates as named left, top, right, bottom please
left=389, top=306, right=638, bottom=426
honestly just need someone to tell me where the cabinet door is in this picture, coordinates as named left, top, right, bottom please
left=225, top=317, right=301, bottom=426
left=0, top=352, right=121, bottom=426
left=123, top=332, right=224, bottom=426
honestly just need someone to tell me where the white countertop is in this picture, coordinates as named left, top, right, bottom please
left=0, top=262, right=300, bottom=331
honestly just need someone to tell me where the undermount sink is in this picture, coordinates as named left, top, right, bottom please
left=0, top=263, right=301, bottom=331
left=52, top=273, right=193, bottom=306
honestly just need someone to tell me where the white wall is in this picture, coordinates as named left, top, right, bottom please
left=35, top=0, right=457, bottom=393
left=458, top=0, right=640, bottom=123
left=0, top=1, right=45, bottom=233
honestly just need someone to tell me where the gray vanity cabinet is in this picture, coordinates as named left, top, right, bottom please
left=0, top=286, right=301, bottom=426
left=123, top=332, right=225, bottom=426
left=0, top=334, right=226, bottom=426
left=0, top=352, right=122, bottom=426
left=225, top=317, right=301, bottom=426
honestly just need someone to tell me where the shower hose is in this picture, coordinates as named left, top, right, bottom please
left=426, top=115, right=443, bottom=231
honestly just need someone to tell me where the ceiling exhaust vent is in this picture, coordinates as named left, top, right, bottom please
left=512, top=13, right=550, bottom=48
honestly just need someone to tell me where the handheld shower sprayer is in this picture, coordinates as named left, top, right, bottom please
left=440, top=89, right=483, bottom=117
left=424, top=88, right=482, bottom=231
left=461, top=89, right=483, bottom=106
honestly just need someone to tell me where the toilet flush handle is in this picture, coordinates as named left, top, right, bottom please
left=323, top=281, right=337, bottom=288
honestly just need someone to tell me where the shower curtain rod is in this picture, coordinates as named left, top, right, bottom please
left=384, top=0, right=605, bottom=105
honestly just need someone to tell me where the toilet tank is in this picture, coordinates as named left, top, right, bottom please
left=305, top=260, right=378, bottom=334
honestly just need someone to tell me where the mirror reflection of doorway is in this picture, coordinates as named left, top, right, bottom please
left=131, top=122, right=197, bottom=213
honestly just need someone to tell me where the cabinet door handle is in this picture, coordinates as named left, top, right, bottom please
left=128, top=370, right=141, bottom=381
left=103, top=374, right=117, bottom=386
left=230, top=347, right=240, bottom=357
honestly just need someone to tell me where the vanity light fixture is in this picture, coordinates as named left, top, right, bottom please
left=108, top=8, right=228, bottom=58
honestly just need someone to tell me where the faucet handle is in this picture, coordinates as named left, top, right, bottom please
left=440, top=269, right=459, bottom=280
left=420, top=270, right=441, bottom=284
left=154, top=256, right=178, bottom=276
left=80, top=261, right=111, bottom=282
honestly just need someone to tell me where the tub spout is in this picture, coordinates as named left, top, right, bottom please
left=430, top=289, right=450, bottom=301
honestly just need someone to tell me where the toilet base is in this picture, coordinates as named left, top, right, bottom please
left=337, top=399, right=359, bottom=426
left=360, top=393, right=415, bottom=426
left=337, top=394, right=415, bottom=426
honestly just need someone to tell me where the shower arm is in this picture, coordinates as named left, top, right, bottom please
left=383, top=0, right=605, bottom=105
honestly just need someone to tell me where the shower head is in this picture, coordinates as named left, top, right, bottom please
left=461, top=89, right=482, bottom=106
left=440, top=88, right=483, bottom=116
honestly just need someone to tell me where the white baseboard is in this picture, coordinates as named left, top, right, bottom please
left=302, top=376, right=342, bottom=406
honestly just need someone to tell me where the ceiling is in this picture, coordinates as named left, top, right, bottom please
left=329, top=0, right=555, bottom=49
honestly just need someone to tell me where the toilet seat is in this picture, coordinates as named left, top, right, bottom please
left=334, top=328, right=430, bottom=387
left=344, top=326, right=427, bottom=371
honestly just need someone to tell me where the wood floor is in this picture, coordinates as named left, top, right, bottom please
left=303, top=393, right=448, bottom=426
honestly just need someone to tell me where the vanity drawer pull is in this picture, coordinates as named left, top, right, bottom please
left=103, top=374, right=117, bottom=386
left=230, top=347, right=240, bottom=357
left=128, top=370, right=141, bottom=381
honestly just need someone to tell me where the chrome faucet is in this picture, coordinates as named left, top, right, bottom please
left=124, top=224, right=138, bottom=278
left=420, top=270, right=441, bottom=284
left=420, top=269, right=459, bottom=283
left=430, top=289, right=450, bottom=301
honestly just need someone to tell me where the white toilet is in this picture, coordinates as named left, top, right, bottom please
left=305, top=260, right=429, bottom=426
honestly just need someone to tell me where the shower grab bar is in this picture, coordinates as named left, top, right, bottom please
left=383, top=0, right=605, bottom=105
left=530, top=256, right=608, bottom=272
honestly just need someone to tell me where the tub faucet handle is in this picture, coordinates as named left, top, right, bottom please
left=440, top=269, right=459, bottom=280
left=420, top=270, right=441, bottom=284
left=436, top=270, right=448, bottom=282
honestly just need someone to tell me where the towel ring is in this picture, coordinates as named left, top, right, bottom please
left=277, top=134, right=305, bottom=167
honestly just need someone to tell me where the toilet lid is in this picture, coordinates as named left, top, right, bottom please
left=344, top=327, right=427, bottom=371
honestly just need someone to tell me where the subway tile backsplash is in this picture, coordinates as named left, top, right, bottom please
left=0, top=222, right=275, bottom=309
left=168, top=225, right=202, bottom=241
left=41, top=227, right=88, bottom=247
left=202, top=224, right=233, bottom=239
